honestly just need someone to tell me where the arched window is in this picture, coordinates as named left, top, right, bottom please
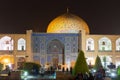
left=116, top=38, right=120, bottom=51
left=0, top=36, right=13, bottom=50
left=86, top=38, right=94, bottom=51
left=99, top=37, right=112, bottom=51
left=18, top=38, right=26, bottom=51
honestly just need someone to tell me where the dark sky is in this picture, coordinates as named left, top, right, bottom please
left=0, top=0, right=120, bottom=34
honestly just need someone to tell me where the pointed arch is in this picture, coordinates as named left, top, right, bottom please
left=100, top=56, right=112, bottom=68
left=17, top=38, right=26, bottom=50
left=46, top=39, right=65, bottom=65
left=86, top=38, right=94, bottom=51
left=47, top=39, right=64, bottom=54
left=0, top=36, right=14, bottom=50
left=98, top=37, right=112, bottom=51
left=116, top=38, right=120, bottom=51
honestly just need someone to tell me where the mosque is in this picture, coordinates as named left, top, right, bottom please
left=0, top=11, right=120, bottom=70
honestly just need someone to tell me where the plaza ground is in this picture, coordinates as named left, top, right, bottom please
left=0, top=71, right=120, bottom=80
left=0, top=71, right=73, bottom=80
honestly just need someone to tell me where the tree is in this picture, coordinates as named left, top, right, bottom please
left=117, top=66, right=120, bottom=75
left=23, top=62, right=41, bottom=75
left=103, top=56, right=107, bottom=69
left=73, top=50, right=89, bottom=76
left=0, top=63, right=3, bottom=71
left=94, top=55, right=103, bottom=71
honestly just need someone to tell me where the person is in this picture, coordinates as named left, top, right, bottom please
left=99, top=66, right=105, bottom=78
left=75, top=72, right=83, bottom=80
left=66, top=67, right=69, bottom=72
left=6, top=65, right=11, bottom=76
left=88, top=72, right=94, bottom=80
left=39, top=66, right=45, bottom=76
left=83, top=72, right=89, bottom=80
left=62, top=67, right=65, bottom=72
left=94, top=70, right=103, bottom=80
left=70, top=67, right=72, bottom=74
left=5, top=65, right=10, bottom=71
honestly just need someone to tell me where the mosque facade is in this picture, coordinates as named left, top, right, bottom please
left=0, top=12, right=120, bottom=70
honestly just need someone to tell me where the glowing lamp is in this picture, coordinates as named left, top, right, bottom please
left=4, top=59, right=9, bottom=64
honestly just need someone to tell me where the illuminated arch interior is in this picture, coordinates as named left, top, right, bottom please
left=17, top=38, right=26, bottom=51
left=99, top=37, right=112, bottom=51
left=86, top=38, right=94, bottom=51
left=116, top=38, right=120, bottom=51
left=0, top=55, right=14, bottom=69
left=86, top=57, right=95, bottom=65
left=100, top=56, right=112, bottom=68
left=0, top=36, right=13, bottom=50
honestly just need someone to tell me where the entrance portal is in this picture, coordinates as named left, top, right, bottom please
left=52, top=57, right=58, bottom=68
left=47, top=39, right=64, bottom=67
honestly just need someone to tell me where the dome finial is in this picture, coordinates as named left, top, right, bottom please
left=67, top=7, right=69, bottom=13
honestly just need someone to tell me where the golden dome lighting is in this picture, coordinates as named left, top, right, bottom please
left=47, top=13, right=90, bottom=34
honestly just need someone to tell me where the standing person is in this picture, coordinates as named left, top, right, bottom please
left=62, top=67, right=65, bottom=72
left=70, top=67, right=72, bottom=74
left=83, top=72, right=89, bottom=80
left=75, top=72, right=83, bottom=80
left=5, top=65, right=11, bottom=76
left=99, top=66, right=105, bottom=77
left=94, top=70, right=103, bottom=80
left=88, top=72, right=94, bottom=80
left=39, top=65, right=45, bottom=76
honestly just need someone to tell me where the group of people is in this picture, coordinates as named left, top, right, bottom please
left=75, top=67, right=106, bottom=80
left=75, top=72, right=94, bottom=80
left=0, top=65, right=11, bottom=76
left=94, top=67, right=106, bottom=80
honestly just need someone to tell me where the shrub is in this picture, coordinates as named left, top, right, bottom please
left=94, top=55, right=103, bottom=71
left=73, top=50, right=89, bottom=76
left=0, top=63, right=3, bottom=71
left=23, top=62, right=41, bottom=75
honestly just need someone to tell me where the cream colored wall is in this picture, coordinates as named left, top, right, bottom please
left=83, top=33, right=120, bottom=65
left=26, top=30, right=33, bottom=62
left=1, top=29, right=120, bottom=68
left=0, top=32, right=29, bottom=69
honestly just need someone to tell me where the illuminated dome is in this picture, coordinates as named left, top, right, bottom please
left=47, top=13, right=90, bottom=34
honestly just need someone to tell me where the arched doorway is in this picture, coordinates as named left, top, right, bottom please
left=17, top=57, right=26, bottom=69
left=0, top=55, right=14, bottom=70
left=100, top=56, right=112, bottom=68
left=47, top=39, right=64, bottom=68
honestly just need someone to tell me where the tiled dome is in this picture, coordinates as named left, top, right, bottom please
left=47, top=13, right=90, bottom=34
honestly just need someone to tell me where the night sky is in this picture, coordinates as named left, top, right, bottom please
left=0, top=0, right=120, bottom=34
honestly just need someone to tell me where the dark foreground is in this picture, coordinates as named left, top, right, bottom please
left=1, top=71, right=120, bottom=80
left=0, top=71, right=73, bottom=80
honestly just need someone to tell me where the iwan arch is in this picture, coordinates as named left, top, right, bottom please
left=0, top=12, right=120, bottom=70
